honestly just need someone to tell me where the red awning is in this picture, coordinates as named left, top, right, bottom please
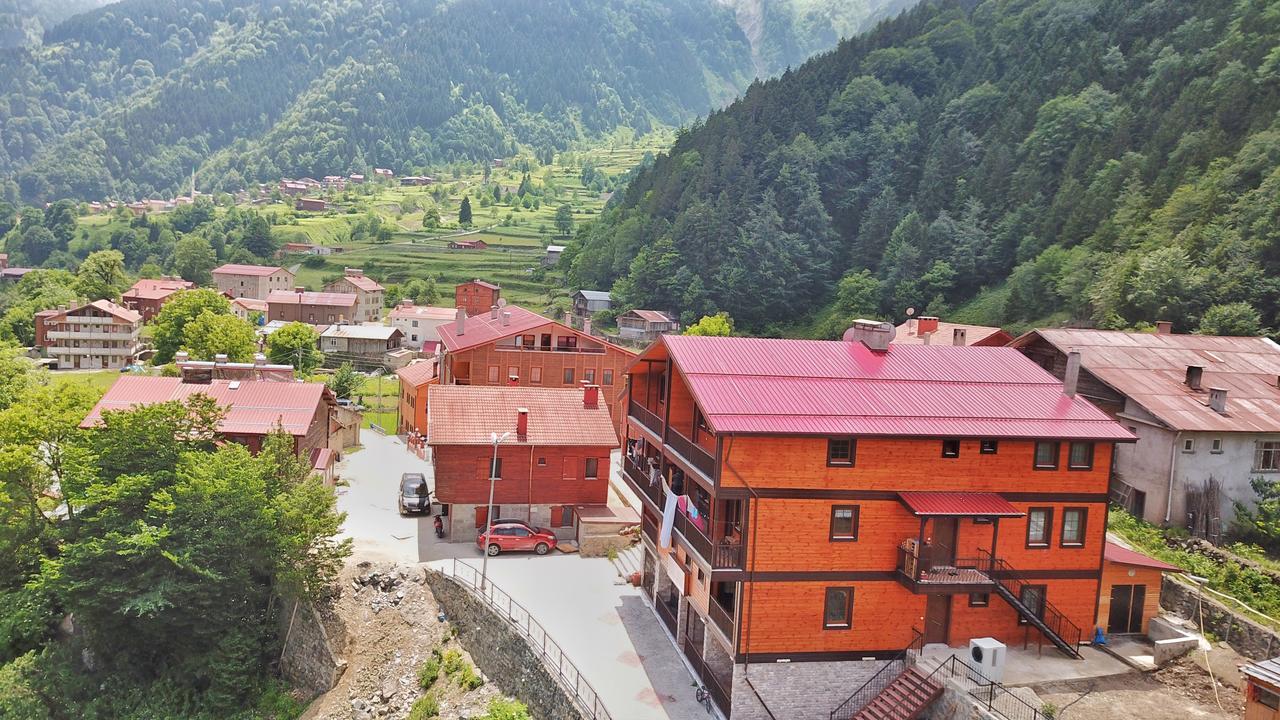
left=1104, top=541, right=1181, bottom=571
left=898, top=492, right=1024, bottom=517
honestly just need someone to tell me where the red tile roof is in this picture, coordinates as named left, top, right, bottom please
left=427, top=386, right=618, bottom=447
left=644, top=336, right=1134, bottom=440
left=81, top=376, right=331, bottom=436
left=436, top=305, right=557, bottom=352
left=212, top=263, right=287, bottom=277
left=45, top=299, right=142, bottom=324
left=232, top=297, right=268, bottom=312
left=266, top=290, right=358, bottom=307
left=1104, top=541, right=1180, bottom=571
left=395, top=360, right=438, bottom=388
left=122, top=278, right=194, bottom=300
left=1013, top=329, right=1280, bottom=433
left=336, top=274, right=384, bottom=292
left=310, top=447, right=334, bottom=471
left=899, top=492, right=1023, bottom=517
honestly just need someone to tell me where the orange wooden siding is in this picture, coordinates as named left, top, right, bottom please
left=1097, top=561, right=1164, bottom=634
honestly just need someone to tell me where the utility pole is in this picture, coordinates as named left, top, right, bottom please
left=479, top=431, right=510, bottom=594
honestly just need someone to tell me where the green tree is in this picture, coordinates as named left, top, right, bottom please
left=458, top=196, right=473, bottom=226
left=151, top=289, right=233, bottom=364
left=180, top=311, right=256, bottom=362
left=683, top=312, right=733, bottom=336
left=326, top=363, right=360, bottom=400
left=554, top=204, right=574, bottom=237
left=1198, top=302, right=1263, bottom=336
left=172, top=236, right=217, bottom=285
left=266, top=322, right=322, bottom=373
left=74, top=250, right=129, bottom=301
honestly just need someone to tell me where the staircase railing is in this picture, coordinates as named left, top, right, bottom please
left=923, top=655, right=1047, bottom=720
left=981, top=551, right=1082, bottom=657
left=829, top=628, right=924, bottom=720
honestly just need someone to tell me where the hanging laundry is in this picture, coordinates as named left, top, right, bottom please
left=659, top=489, right=678, bottom=548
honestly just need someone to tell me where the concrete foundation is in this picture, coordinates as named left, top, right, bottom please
left=729, top=659, right=884, bottom=720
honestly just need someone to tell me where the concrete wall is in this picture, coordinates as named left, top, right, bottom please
left=277, top=598, right=345, bottom=701
left=424, top=571, right=585, bottom=720
left=1162, top=576, right=1280, bottom=660
left=729, top=659, right=883, bottom=720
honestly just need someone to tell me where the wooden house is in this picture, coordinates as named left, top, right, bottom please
left=454, top=279, right=501, bottom=318
left=616, top=309, right=679, bottom=343
left=1097, top=541, right=1179, bottom=636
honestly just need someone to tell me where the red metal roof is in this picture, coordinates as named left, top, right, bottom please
left=81, top=376, right=331, bottom=436
left=626, top=309, right=676, bottom=324
left=460, top=279, right=500, bottom=290
left=899, top=492, right=1023, bottom=517
left=426, top=385, right=618, bottom=447
left=336, top=274, right=384, bottom=292
left=212, top=263, right=287, bottom=277
left=123, top=278, right=194, bottom=300
left=893, top=320, right=1011, bottom=346
left=645, top=336, right=1133, bottom=440
left=266, top=290, right=358, bottom=307
left=436, top=305, right=553, bottom=352
left=1103, top=541, right=1181, bottom=571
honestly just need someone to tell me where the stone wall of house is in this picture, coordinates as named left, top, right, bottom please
left=920, top=683, right=992, bottom=720
left=1161, top=576, right=1280, bottom=660
left=424, top=570, right=586, bottom=720
left=278, top=598, right=347, bottom=700
left=729, top=660, right=883, bottom=720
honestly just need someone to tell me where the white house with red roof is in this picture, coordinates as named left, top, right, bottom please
left=387, top=301, right=454, bottom=350
left=212, top=263, right=296, bottom=300
left=34, top=299, right=143, bottom=370
left=323, top=268, right=385, bottom=323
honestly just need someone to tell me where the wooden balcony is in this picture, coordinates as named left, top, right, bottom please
left=894, top=544, right=996, bottom=594
left=622, top=455, right=664, bottom=510
left=664, top=426, right=716, bottom=480
left=708, top=597, right=735, bottom=642
left=628, top=399, right=663, bottom=436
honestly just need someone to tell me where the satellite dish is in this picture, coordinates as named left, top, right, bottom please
left=497, top=298, right=508, bottom=307
left=906, top=307, right=916, bottom=317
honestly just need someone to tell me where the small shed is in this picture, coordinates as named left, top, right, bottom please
left=571, top=290, right=612, bottom=318
left=1244, top=657, right=1280, bottom=720
left=1098, top=541, right=1180, bottom=635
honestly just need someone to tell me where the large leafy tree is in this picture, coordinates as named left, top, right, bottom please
left=265, top=322, right=322, bottom=373
left=74, top=250, right=130, bottom=301
left=151, top=289, right=233, bottom=364
left=180, top=311, right=256, bottom=362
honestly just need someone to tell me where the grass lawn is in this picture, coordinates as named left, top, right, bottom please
left=49, top=369, right=134, bottom=394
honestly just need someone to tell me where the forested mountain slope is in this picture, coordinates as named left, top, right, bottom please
left=0, top=0, right=912, bottom=203
left=569, top=0, right=1280, bottom=336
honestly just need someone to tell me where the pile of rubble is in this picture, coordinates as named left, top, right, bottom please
left=302, top=562, right=506, bottom=720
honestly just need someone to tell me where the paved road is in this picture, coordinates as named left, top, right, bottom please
left=335, top=432, right=708, bottom=720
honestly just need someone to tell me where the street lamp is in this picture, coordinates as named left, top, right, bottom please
left=479, top=430, right=510, bottom=594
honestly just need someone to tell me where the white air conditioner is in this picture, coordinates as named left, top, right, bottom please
left=968, top=637, right=1006, bottom=684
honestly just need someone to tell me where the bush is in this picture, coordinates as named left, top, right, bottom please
left=479, top=698, right=533, bottom=720
left=417, top=658, right=440, bottom=689
left=407, top=693, right=439, bottom=720
left=441, top=649, right=464, bottom=676
left=456, top=664, right=484, bottom=691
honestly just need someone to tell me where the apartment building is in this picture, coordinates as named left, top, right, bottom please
left=212, top=263, right=296, bottom=300
left=34, top=300, right=143, bottom=370
left=387, top=302, right=454, bottom=351
left=454, top=279, right=500, bottom=317
left=619, top=322, right=1132, bottom=720
left=323, top=268, right=385, bottom=323
left=120, top=277, right=194, bottom=322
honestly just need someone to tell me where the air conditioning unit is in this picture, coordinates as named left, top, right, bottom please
left=968, top=637, right=1007, bottom=684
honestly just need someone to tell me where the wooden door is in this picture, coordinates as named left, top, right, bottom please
left=932, top=518, right=958, bottom=566
left=924, top=594, right=950, bottom=645
left=1107, top=584, right=1146, bottom=634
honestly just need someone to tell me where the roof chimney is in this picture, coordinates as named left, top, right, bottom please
left=842, top=319, right=893, bottom=352
left=1156, top=320, right=1173, bottom=335
left=516, top=408, right=529, bottom=439
left=917, top=316, right=939, bottom=336
left=254, top=353, right=267, bottom=367
left=295, top=286, right=306, bottom=294
left=455, top=308, right=466, bottom=335
left=583, top=318, right=592, bottom=336
left=175, top=350, right=190, bottom=364
left=952, top=328, right=967, bottom=346
left=583, top=384, right=599, bottom=409
left=214, top=353, right=228, bottom=365
left=490, top=304, right=499, bottom=320
left=1185, top=365, right=1204, bottom=391
left=501, top=311, right=511, bottom=327
left=1208, top=387, right=1228, bottom=414
left=1063, top=350, right=1081, bottom=397
left=344, top=267, right=362, bottom=276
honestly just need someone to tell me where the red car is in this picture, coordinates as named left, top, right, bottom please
left=476, top=519, right=557, bottom=556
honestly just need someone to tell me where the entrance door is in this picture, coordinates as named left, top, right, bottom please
left=1107, top=584, right=1147, bottom=634
left=924, top=594, right=951, bottom=644
left=931, top=518, right=958, bottom=566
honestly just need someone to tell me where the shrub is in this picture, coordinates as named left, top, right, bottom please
left=480, top=698, right=533, bottom=720
left=407, top=693, right=440, bottom=720
left=456, top=664, right=484, bottom=691
left=441, top=649, right=464, bottom=676
left=417, top=658, right=440, bottom=689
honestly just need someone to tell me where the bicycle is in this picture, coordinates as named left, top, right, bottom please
left=694, top=684, right=712, bottom=714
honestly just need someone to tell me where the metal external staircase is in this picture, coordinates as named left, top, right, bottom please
left=982, top=552, right=1083, bottom=659
left=850, top=666, right=943, bottom=720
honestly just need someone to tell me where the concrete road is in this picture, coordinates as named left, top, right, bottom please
left=336, top=433, right=709, bottom=720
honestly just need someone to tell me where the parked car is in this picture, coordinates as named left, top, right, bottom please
left=475, top=519, right=557, bottom=556
left=398, top=473, right=431, bottom=515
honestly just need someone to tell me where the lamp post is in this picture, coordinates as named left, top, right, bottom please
left=479, top=430, right=510, bottom=594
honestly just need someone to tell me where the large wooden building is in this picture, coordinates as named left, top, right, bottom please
left=433, top=303, right=634, bottom=430
left=427, top=384, right=618, bottom=541
left=619, top=323, right=1133, bottom=719
left=454, top=279, right=501, bottom=317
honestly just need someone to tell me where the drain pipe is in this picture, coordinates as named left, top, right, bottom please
left=1165, top=431, right=1183, bottom=524
left=723, top=435, right=779, bottom=720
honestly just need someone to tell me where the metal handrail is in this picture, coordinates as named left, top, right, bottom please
left=981, top=551, right=1083, bottom=654
left=829, top=628, right=924, bottom=720
left=896, top=546, right=996, bottom=581
left=438, top=560, right=614, bottom=720
left=923, top=655, right=1046, bottom=720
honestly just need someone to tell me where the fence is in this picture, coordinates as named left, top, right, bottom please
left=829, top=628, right=924, bottom=720
left=924, top=655, right=1047, bottom=720
left=438, top=560, right=613, bottom=720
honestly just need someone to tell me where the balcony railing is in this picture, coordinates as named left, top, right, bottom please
left=641, top=512, right=658, bottom=545
left=496, top=344, right=606, bottom=355
left=623, top=456, right=664, bottom=510
left=896, top=544, right=995, bottom=589
left=675, top=511, right=712, bottom=560
left=628, top=400, right=663, bottom=436
left=708, top=598, right=735, bottom=641
left=664, top=427, right=716, bottom=479
left=712, top=541, right=744, bottom=570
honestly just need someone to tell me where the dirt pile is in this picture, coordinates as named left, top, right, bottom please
left=300, top=562, right=509, bottom=720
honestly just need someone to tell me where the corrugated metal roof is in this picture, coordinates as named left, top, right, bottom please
left=266, top=290, right=358, bottom=307
left=320, top=324, right=402, bottom=340
left=426, top=385, right=618, bottom=447
left=81, top=376, right=330, bottom=436
left=436, top=305, right=555, bottom=352
left=1103, top=541, right=1180, bottom=571
left=899, top=492, right=1023, bottom=517
left=46, top=299, right=142, bottom=324
left=1019, top=329, right=1280, bottom=433
left=461, top=279, right=500, bottom=290
left=626, top=310, right=675, bottom=323
left=1244, top=658, right=1280, bottom=689
left=575, top=290, right=612, bottom=301
left=388, top=305, right=456, bottom=321
left=213, top=263, right=286, bottom=277
left=893, top=320, right=1011, bottom=346
left=648, top=336, right=1132, bottom=440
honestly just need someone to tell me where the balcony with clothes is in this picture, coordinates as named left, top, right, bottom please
left=664, top=465, right=746, bottom=571
left=891, top=491, right=1024, bottom=594
left=662, top=369, right=717, bottom=480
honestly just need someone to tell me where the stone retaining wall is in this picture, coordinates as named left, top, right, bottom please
left=1161, top=576, right=1280, bottom=660
left=730, top=659, right=882, bottom=720
left=425, top=570, right=586, bottom=720
left=278, top=598, right=347, bottom=700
